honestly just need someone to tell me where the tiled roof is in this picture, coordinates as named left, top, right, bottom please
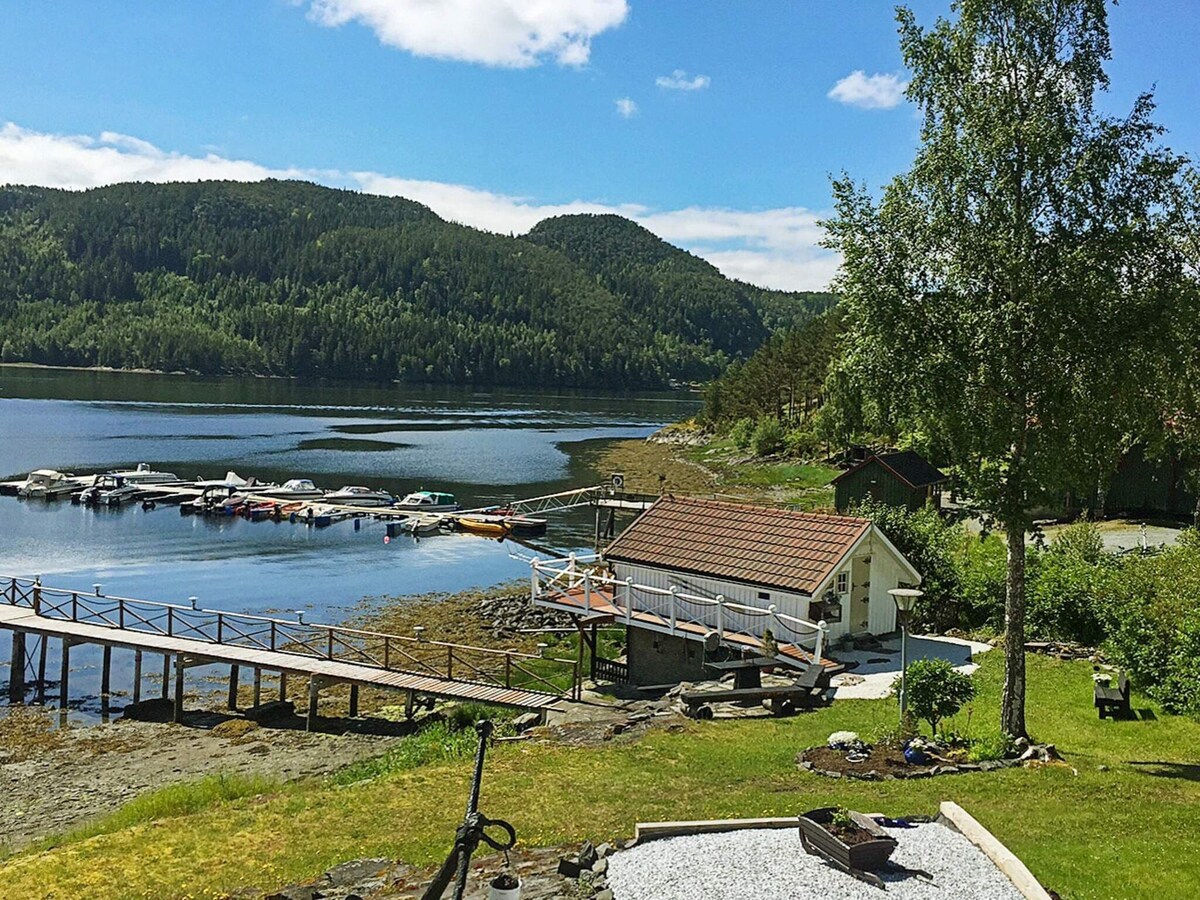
left=603, top=496, right=870, bottom=596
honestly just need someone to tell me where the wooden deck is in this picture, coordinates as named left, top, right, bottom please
left=537, top=585, right=843, bottom=673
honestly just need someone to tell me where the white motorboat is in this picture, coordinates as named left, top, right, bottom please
left=394, top=490, right=459, bottom=512
left=254, top=479, right=325, bottom=501
left=324, top=485, right=396, bottom=507
left=17, top=469, right=79, bottom=500
left=78, top=464, right=181, bottom=506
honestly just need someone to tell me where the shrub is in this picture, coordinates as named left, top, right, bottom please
left=785, top=428, right=820, bottom=458
left=750, top=417, right=785, bottom=456
left=967, top=732, right=1015, bottom=762
left=1098, top=530, right=1200, bottom=714
left=1027, top=522, right=1113, bottom=645
left=729, top=417, right=756, bottom=449
left=897, top=657, right=976, bottom=736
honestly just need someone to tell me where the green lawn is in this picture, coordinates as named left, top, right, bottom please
left=3, top=652, right=1198, bottom=899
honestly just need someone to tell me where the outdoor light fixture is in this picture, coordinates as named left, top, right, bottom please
left=188, top=596, right=198, bottom=610
left=414, top=626, right=426, bottom=640
left=889, top=588, right=924, bottom=722
left=93, top=584, right=102, bottom=596
left=294, top=610, right=305, bottom=625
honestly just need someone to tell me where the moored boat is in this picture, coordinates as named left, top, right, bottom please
left=394, top=490, right=459, bottom=512
left=455, top=515, right=512, bottom=538
left=17, top=469, right=79, bottom=500
left=254, top=479, right=325, bottom=501
left=324, top=485, right=396, bottom=507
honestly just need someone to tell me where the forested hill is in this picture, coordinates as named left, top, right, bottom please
left=0, top=180, right=834, bottom=388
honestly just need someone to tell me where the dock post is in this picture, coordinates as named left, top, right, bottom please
left=405, top=689, right=415, bottom=720
left=306, top=678, right=320, bottom=731
left=59, top=639, right=70, bottom=710
left=227, top=665, right=239, bottom=711
left=253, top=668, right=262, bottom=707
left=133, top=649, right=142, bottom=704
left=100, top=645, right=112, bottom=701
left=349, top=684, right=359, bottom=718
left=8, top=631, right=25, bottom=704
left=161, top=654, right=170, bottom=700
left=36, top=636, right=47, bottom=705
left=173, top=655, right=185, bottom=724
left=278, top=672, right=288, bottom=702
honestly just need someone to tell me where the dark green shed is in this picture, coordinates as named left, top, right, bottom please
left=833, top=450, right=948, bottom=513
left=1105, top=445, right=1197, bottom=519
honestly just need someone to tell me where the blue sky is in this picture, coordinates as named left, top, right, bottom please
left=2, top=0, right=1198, bottom=290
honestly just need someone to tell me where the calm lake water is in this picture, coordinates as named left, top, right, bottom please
left=0, top=367, right=697, bottom=716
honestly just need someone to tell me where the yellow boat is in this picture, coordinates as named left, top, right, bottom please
left=456, top=515, right=512, bottom=538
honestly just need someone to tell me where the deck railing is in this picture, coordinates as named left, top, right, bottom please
left=2, top=575, right=579, bottom=699
left=530, top=555, right=827, bottom=666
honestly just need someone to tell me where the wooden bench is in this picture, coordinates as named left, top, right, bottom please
left=681, top=665, right=832, bottom=718
left=1094, top=671, right=1131, bottom=720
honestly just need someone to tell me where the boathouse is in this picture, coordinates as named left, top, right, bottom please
left=832, top=450, right=948, bottom=513
left=530, top=496, right=922, bottom=686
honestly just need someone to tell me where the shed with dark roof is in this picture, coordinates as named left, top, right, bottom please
left=832, top=450, right=948, bottom=513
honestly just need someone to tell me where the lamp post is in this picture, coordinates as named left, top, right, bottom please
left=889, top=588, right=923, bottom=722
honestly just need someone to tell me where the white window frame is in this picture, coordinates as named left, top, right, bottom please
left=836, top=571, right=849, bottom=595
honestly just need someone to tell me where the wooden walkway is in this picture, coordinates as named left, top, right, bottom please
left=1, top=578, right=570, bottom=727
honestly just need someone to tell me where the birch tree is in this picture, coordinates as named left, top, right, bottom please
left=824, top=0, right=1191, bottom=736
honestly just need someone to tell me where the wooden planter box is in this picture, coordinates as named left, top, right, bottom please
left=798, top=808, right=898, bottom=872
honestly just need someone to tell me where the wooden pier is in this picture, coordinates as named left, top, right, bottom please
left=1, top=577, right=574, bottom=727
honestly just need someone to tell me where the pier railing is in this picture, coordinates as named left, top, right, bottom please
left=2, top=576, right=579, bottom=699
left=530, top=555, right=827, bottom=666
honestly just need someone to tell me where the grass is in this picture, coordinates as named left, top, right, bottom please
left=3, top=653, right=1199, bottom=899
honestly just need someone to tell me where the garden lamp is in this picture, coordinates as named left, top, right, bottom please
left=889, top=588, right=924, bottom=722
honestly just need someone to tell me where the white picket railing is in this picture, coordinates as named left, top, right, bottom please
left=530, top=554, right=827, bottom=665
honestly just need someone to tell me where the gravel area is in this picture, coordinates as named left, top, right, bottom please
left=606, top=824, right=1025, bottom=900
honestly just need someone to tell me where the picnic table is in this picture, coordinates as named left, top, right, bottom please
left=704, top=655, right=778, bottom=689
left=682, top=663, right=832, bottom=718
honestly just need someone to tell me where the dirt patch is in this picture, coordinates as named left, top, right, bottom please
left=797, top=742, right=1016, bottom=781
left=0, top=710, right=395, bottom=852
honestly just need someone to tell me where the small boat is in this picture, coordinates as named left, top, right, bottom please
left=324, top=485, right=396, bottom=508
left=254, top=479, right=325, bottom=501
left=180, top=476, right=249, bottom=515
left=299, top=503, right=353, bottom=527
left=239, top=500, right=278, bottom=521
left=488, top=508, right=548, bottom=537
left=395, top=490, right=459, bottom=512
left=17, top=469, right=79, bottom=500
left=276, top=501, right=306, bottom=518
left=456, top=515, right=512, bottom=538
left=78, top=464, right=181, bottom=506
left=405, top=515, right=443, bottom=536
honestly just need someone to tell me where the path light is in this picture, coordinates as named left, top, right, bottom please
left=537, top=642, right=549, bottom=657
left=188, top=596, right=198, bottom=610
left=889, top=588, right=924, bottom=723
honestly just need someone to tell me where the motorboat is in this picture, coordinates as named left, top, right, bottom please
left=254, top=479, right=325, bottom=501
left=77, top=474, right=137, bottom=506
left=17, top=469, right=79, bottom=500
left=324, top=485, right=396, bottom=507
left=394, top=490, right=459, bottom=512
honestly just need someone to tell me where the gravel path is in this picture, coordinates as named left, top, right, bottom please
left=606, top=824, right=1025, bottom=900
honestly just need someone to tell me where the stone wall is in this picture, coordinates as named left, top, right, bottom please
left=626, top=628, right=709, bottom=686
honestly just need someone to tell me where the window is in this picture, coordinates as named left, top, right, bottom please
left=836, top=572, right=849, bottom=595
left=757, top=591, right=770, bottom=602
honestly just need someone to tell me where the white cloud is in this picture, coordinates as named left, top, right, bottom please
left=655, top=69, right=710, bottom=91
left=614, top=97, right=638, bottom=118
left=828, top=70, right=908, bottom=109
left=304, top=0, right=628, bottom=68
left=0, top=122, right=838, bottom=291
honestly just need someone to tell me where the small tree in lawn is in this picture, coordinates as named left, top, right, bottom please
left=825, top=0, right=1194, bottom=737
left=901, top=658, right=976, bottom=737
